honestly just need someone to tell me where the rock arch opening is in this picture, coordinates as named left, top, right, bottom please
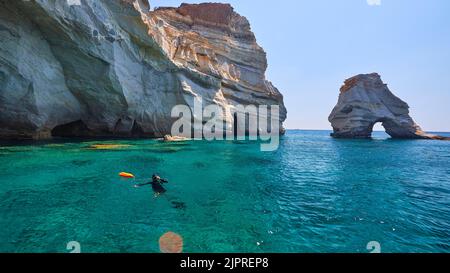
left=361, top=117, right=418, bottom=139
left=369, top=119, right=393, bottom=138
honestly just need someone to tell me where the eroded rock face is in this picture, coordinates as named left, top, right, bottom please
left=0, top=0, right=286, bottom=139
left=146, top=3, right=287, bottom=133
left=329, top=73, right=447, bottom=140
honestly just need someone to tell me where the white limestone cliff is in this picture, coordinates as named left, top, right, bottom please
left=0, top=0, right=286, bottom=139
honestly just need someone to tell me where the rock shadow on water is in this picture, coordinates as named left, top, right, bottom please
left=171, top=201, right=187, bottom=210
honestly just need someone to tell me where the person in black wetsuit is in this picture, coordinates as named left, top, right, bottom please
left=135, top=174, right=168, bottom=196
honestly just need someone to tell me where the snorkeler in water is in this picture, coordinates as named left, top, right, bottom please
left=134, top=174, right=186, bottom=208
left=135, top=174, right=168, bottom=197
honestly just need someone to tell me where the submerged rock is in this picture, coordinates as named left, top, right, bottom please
left=0, top=1, right=286, bottom=139
left=88, top=144, right=132, bottom=150
left=329, top=73, right=448, bottom=140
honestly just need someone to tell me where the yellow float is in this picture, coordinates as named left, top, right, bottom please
left=119, top=172, right=135, bottom=179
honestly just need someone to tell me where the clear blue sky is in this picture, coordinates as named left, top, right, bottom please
left=151, top=0, right=450, bottom=131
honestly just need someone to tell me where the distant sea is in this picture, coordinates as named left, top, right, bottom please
left=0, top=130, right=449, bottom=253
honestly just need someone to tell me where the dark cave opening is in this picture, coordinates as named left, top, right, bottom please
left=51, top=120, right=91, bottom=138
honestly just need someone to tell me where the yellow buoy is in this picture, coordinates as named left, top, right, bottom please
left=119, top=172, right=135, bottom=179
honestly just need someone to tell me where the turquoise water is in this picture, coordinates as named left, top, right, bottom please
left=0, top=130, right=449, bottom=253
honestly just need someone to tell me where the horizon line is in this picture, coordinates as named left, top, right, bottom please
left=286, top=128, right=450, bottom=133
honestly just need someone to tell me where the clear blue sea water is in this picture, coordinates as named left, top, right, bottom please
left=0, top=130, right=449, bottom=253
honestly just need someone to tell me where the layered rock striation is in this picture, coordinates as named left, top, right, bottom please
left=329, top=73, right=448, bottom=140
left=0, top=0, right=286, bottom=139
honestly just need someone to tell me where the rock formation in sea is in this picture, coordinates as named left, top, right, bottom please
left=329, top=73, right=448, bottom=140
left=0, top=0, right=286, bottom=139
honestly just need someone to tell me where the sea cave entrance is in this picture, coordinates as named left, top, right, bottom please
left=51, top=120, right=91, bottom=138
